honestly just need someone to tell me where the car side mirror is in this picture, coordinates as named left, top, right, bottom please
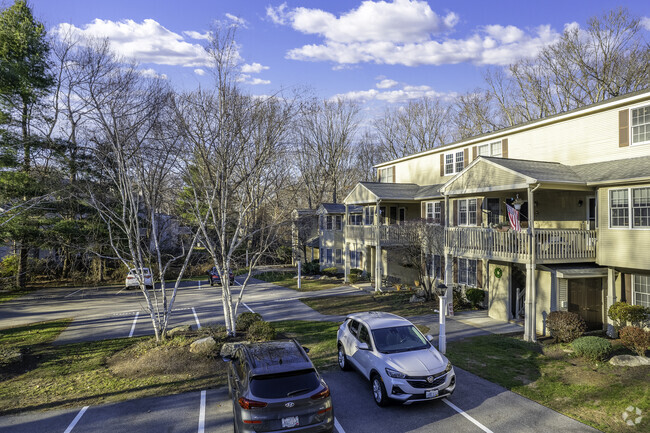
left=222, top=355, right=233, bottom=362
left=302, top=346, right=310, bottom=353
left=425, top=334, right=434, bottom=342
left=357, top=342, right=369, bottom=351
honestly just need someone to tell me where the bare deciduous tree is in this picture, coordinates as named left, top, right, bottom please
left=374, top=97, right=451, bottom=160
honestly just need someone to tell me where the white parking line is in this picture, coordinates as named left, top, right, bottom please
left=128, top=312, right=139, bottom=337
left=443, top=399, right=494, bottom=433
left=65, top=289, right=82, bottom=298
left=63, top=405, right=89, bottom=433
left=192, top=307, right=202, bottom=329
left=242, top=302, right=255, bottom=313
left=334, top=417, right=346, bottom=433
left=197, top=390, right=206, bottom=433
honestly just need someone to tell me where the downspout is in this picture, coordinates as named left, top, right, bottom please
left=375, top=199, right=382, bottom=292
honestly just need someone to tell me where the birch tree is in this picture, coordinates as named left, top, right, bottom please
left=175, top=26, right=295, bottom=336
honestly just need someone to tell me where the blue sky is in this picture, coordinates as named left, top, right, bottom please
left=28, top=0, right=650, bottom=108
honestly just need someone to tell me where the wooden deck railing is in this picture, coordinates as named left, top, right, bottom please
left=445, top=227, right=597, bottom=263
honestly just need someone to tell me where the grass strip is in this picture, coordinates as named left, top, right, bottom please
left=446, top=334, right=650, bottom=433
left=255, top=271, right=343, bottom=292
left=302, top=292, right=437, bottom=317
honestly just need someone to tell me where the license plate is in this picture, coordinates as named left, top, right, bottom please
left=425, top=389, right=439, bottom=399
left=282, top=416, right=299, bottom=428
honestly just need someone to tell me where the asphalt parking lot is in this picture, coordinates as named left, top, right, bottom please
left=0, top=278, right=598, bottom=433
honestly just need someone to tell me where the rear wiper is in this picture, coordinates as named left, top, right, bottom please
left=287, top=388, right=310, bottom=396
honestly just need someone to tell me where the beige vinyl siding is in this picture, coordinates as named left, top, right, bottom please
left=379, top=96, right=650, bottom=186
left=346, top=184, right=377, bottom=204
left=445, top=161, right=526, bottom=195
left=534, top=190, right=589, bottom=229
left=596, top=184, right=650, bottom=270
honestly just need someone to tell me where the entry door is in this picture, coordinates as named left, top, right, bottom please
left=389, top=206, right=397, bottom=224
left=568, top=278, right=603, bottom=330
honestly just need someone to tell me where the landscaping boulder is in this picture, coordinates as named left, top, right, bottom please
left=189, top=336, right=217, bottom=354
left=409, top=294, right=425, bottom=303
left=609, top=354, right=650, bottom=367
left=166, top=325, right=191, bottom=337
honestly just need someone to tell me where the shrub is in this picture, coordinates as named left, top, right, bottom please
left=348, top=273, right=359, bottom=284
left=608, top=302, right=650, bottom=329
left=349, top=268, right=362, bottom=276
left=303, top=260, right=320, bottom=275
left=248, top=321, right=276, bottom=341
left=236, top=312, right=263, bottom=332
left=572, top=336, right=612, bottom=361
left=322, top=267, right=338, bottom=277
left=452, top=286, right=468, bottom=311
left=545, top=311, right=587, bottom=343
left=619, top=326, right=650, bottom=356
left=465, top=288, right=485, bottom=308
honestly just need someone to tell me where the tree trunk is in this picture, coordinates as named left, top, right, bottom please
left=16, top=242, right=28, bottom=288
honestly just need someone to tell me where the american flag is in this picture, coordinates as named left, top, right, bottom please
left=506, top=203, right=521, bottom=231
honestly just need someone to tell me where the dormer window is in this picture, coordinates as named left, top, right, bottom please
left=631, top=105, right=650, bottom=145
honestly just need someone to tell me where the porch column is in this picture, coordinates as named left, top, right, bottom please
left=375, top=200, right=382, bottom=292
left=524, top=185, right=538, bottom=342
left=444, top=193, right=453, bottom=314
left=606, top=268, right=617, bottom=337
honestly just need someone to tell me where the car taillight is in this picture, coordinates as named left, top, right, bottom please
left=310, top=386, right=330, bottom=400
left=144, top=275, right=151, bottom=278
left=238, top=397, right=267, bottom=409
left=127, top=276, right=134, bottom=279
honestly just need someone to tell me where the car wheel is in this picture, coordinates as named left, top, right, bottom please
left=371, top=374, right=389, bottom=407
left=338, top=344, right=350, bottom=371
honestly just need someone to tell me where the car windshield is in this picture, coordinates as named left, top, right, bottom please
left=249, top=369, right=320, bottom=399
left=371, top=325, right=430, bottom=354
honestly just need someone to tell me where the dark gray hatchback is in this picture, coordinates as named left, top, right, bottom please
left=222, top=339, right=334, bottom=433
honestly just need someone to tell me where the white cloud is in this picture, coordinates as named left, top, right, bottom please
left=270, top=0, right=456, bottom=44
left=270, top=1, right=561, bottom=67
left=267, top=2, right=290, bottom=25
left=241, top=62, right=270, bottom=74
left=54, top=19, right=211, bottom=67
left=183, top=30, right=211, bottom=40
left=225, top=13, right=247, bottom=27
left=332, top=82, right=455, bottom=104
left=237, top=74, right=271, bottom=85
left=139, top=68, right=167, bottom=79
left=194, top=68, right=206, bottom=76
left=376, top=78, right=398, bottom=89
left=641, top=17, right=650, bottom=31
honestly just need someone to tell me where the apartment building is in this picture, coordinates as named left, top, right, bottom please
left=327, top=89, right=650, bottom=341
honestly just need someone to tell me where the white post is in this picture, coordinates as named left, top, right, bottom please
left=246, top=249, right=249, bottom=267
left=375, top=202, right=382, bottom=292
left=297, top=259, right=302, bottom=290
left=606, top=268, right=617, bottom=337
left=198, top=280, right=201, bottom=290
left=439, top=293, right=447, bottom=354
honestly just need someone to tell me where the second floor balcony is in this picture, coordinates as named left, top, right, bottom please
left=446, top=227, right=597, bottom=264
left=344, top=224, right=419, bottom=246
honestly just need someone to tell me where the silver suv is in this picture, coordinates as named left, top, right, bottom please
left=337, top=312, right=456, bottom=406
left=222, top=340, right=334, bottom=433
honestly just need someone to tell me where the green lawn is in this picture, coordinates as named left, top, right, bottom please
left=0, top=320, right=227, bottom=415
left=446, top=334, right=650, bottom=433
left=255, top=271, right=343, bottom=292
left=302, top=291, right=438, bottom=317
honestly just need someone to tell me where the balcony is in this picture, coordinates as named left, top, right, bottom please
left=344, top=225, right=419, bottom=246
left=445, top=227, right=597, bottom=264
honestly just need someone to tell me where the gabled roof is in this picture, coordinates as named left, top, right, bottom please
left=482, top=157, right=584, bottom=183
left=414, top=184, right=444, bottom=200
left=572, top=155, right=650, bottom=184
left=316, top=203, right=363, bottom=214
left=360, top=182, right=422, bottom=200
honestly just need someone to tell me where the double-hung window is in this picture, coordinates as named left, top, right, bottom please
left=349, top=250, right=362, bottom=268
left=326, top=249, right=333, bottom=264
left=458, top=199, right=477, bottom=225
left=335, top=215, right=342, bottom=230
left=633, top=274, right=650, bottom=307
left=444, top=151, right=465, bottom=175
left=458, top=258, right=477, bottom=287
left=631, top=105, right=650, bottom=145
left=326, top=216, right=333, bottom=230
left=478, top=141, right=502, bottom=157
left=364, top=206, right=375, bottom=225
left=379, top=167, right=394, bottom=183
left=349, top=214, right=362, bottom=225
left=426, top=202, right=442, bottom=224
left=610, top=187, right=650, bottom=228
left=335, top=249, right=342, bottom=264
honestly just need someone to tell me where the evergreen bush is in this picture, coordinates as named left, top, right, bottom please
left=236, top=312, right=263, bottom=332
left=545, top=311, right=587, bottom=343
left=572, top=336, right=612, bottom=361
left=248, top=321, right=276, bottom=341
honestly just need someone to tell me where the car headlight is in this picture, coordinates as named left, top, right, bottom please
left=445, top=361, right=452, bottom=373
left=385, top=367, right=406, bottom=379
